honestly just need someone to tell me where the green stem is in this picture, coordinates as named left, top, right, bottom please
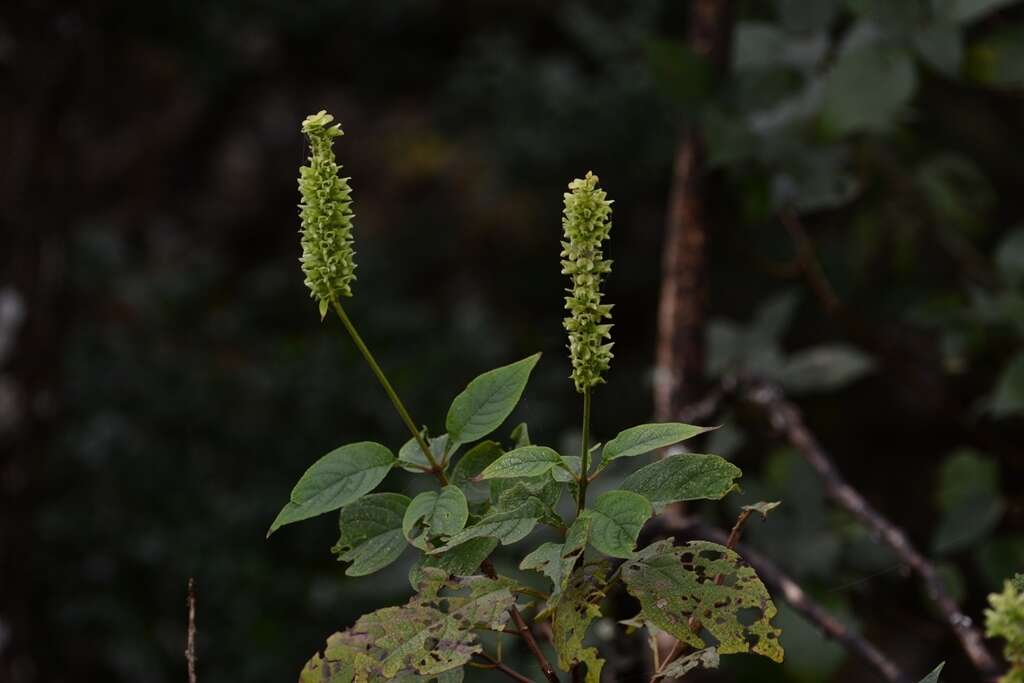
left=576, top=387, right=592, bottom=515
left=329, top=298, right=447, bottom=484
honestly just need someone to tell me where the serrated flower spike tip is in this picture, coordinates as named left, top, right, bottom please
left=561, top=171, right=614, bottom=393
left=298, top=110, right=356, bottom=319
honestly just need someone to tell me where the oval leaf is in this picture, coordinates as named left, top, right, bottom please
left=602, top=423, right=717, bottom=463
left=268, top=442, right=395, bottom=536
left=588, top=490, right=653, bottom=559
left=480, top=445, right=563, bottom=479
left=332, top=493, right=410, bottom=576
left=445, top=353, right=541, bottom=446
left=403, top=486, right=469, bottom=549
left=428, top=499, right=545, bottom=553
left=620, top=454, right=741, bottom=507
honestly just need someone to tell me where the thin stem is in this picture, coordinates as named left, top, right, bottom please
left=186, top=577, right=197, bottom=683
left=329, top=298, right=447, bottom=484
left=576, top=388, right=592, bottom=515
left=475, top=652, right=536, bottom=683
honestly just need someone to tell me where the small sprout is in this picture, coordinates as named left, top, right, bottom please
left=298, top=109, right=356, bottom=319
left=561, top=171, right=614, bottom=393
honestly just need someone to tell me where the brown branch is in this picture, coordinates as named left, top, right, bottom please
left=482, top=559, right=560, bottom=683
left=186, top=577, right=197, bottom=683
left=778, top=209, right=841, bottom=315
left=475, top=652, right=536, bottom=683
left=740, top=377, right=1002, bottom=680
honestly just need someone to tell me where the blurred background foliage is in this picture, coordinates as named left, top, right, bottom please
left=2, top=0, right=1024, bottom=681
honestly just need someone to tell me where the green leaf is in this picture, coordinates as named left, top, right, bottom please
left=779, top=345, right=874, bottom=393
left=450, top=441, right=503, bottom=503
left=822, top=45, right=916, bottom=134
left=409, top=537, right=498, bottom=589
left=445, top=353, right=541, bottom=447
left=428, top=499, right=545, bottom=553
left=587, top=491, right=652, bottom=559
left=491, top=472, right=563, bottom=516
left=520, top=516, right=591, bottom=600
left=552, top=455, right=581, bottom=483
left=552, top=564, right=606, bottom=682
left=919, top=662, right=944, bottom=683
left=989, top=352, right=1024, bottom=418
left=620, top=454, right=741, bottom=507
left=403, top=486, right=470, bottom=549
left=996, top=227, right=1024, bottom=287
left=398, top=431, right=449, bottom=473
left=306, top=572, right=516, bottom=679
left=933, top=449, right=1004, bottom=554
left=480, top=445, right=564, bottom=479
left=332, top=493, right=410, bottom=577
left=602, top=423, right=717, bottom=464
left=269, top=442, right=395, bottom=536
left=913, top=22, right=963, bottom=77
left=622, top=539, right=783, bottom=662
left=510, top=422, right=531, bottom=447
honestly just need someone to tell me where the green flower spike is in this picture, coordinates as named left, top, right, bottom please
left=298, top=110, right=356, bottom=319
left=986, top=574, right=1024, bottom=682
left=561, top=171, right=614, bottom=393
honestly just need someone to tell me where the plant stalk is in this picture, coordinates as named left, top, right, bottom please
left=329, top=298, right=447, bottom=483
left=576, top=388, right=592, bottom=515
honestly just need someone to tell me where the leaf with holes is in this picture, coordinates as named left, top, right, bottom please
left=620, top=454, right=741, bottom=507
left=428, top=498, right=546, bottom=554
left=552, top=563, right=607, bottom=683
left=621, top=539, right=783, bottom=661
left=446, top=353, right=541, bottom=447
left=332, top=493, right=410, bottom=576
left=601, top=423, right=717, bottom=465
left=656, top=647, right=719, bottom=679
left=520, top=515, right=591, bottom=602
left=403, top=486, right=469, bottom=550
left=587, top=490, right=653, bottom=559
left=480, top=445, right=565, bottom=479
left=269, top=442, right=395, bottom=536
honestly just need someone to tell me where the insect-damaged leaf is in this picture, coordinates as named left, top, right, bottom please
left=519, top=515, right=591, bottom=601
left=620, top=453, right=741, bottom=507
left=552, top=563, right=606, bottom=683
left=656, top=647, right=719, bottom=679
left=302, top=571, right=515, bottom=680
left=269, top=441, right=395, bottom=536
left=332, top=493, right=410, bottom=576
left=621, top=539, right=783, bottom=662
left=403, top=486, right=469, bottom=550
left=446, top=353, right=541, bottom=447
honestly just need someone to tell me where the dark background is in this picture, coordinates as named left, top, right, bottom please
left=2, top=1, right=1024, bottom=681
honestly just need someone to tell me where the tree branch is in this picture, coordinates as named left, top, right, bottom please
left=186, top=577, right=197, bottom=683
left=475, top=652, right=536, bottom=683
left=738, top=377, right=1002, bottom=680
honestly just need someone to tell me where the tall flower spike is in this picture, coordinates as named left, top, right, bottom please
left=298, top=110, right=356, bottom=319
left=561, top=171, right=614, bottom=393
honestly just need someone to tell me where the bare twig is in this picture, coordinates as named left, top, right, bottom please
left=474, top=652, right=536, bottom=683
left=186, top=577, right=197, bottom=683
left=482, top=559, right=560, bottom=683
left=740, top=377, right=1001, bottom=680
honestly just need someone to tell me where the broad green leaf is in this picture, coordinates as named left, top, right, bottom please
left=519, top=516, right=591, bottom=600
left=620, top=454, right=742, bottom=507
left=510, top=422, right=531, bottom=447
left=428, top=499, right=545, bottom=553
left=409, top=537, right=498, bottom=589
left=655, top=648, right=719, bottom=680
left=552, top=564, right=606, bottom=682
left=822, top=45, right=916, bottom=134
left=306, top=572, right=515, bottom=679
left=919, top=662, right=944, bottom=683
left=403, top=486, right=469, bottom=549
left=398, top=432, right=449, bottom=473
left=491, top=472, right=563, bottom=519
left=622, top=540, right=783, bottom=662
left=450, top=441, right=503, bottom=503
left=269, top=442, right=395, bottom=536
left=480, top=445, right=564, bottom=479
left=587, top=491, right=653, bottom=559
left=552, top=455, right=582, bottom=483
left=445, top=353, right=541, bottom=446
left=332, top=493, right=410, bottom=577
left=602, top=423, right=717, bottom=463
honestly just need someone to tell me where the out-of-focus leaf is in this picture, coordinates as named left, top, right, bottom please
left=996, top=227, right=1024, bottom=287
left=333, top=493, right=410, bottom=577
left=622, top=540, right=784, bottom=661
left=445, top=353, right=540, bottom=447
left=916, top=154, right=994, bottom=236
left=645, top=39, right=713, bottom=107
left=989, top=352, right=1024, bottom=418
left=822, top=45, right=916, bottom=134
left=967, top=24, right=1024, bottom=88
left=779, top=344, right=874, bottom=393
left=913, top=22, right=964, bottom=76
left=937, top=0, right=1016, bottom=23
left=620, top=454, right=742, bottom=507
left=933, top=449, right=1004, bottom=553
left=269, top=442, right=395, bottom=535
left=978, top=536, right=1024, bottom=590
left=778, top=0, right=839, bottom=33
